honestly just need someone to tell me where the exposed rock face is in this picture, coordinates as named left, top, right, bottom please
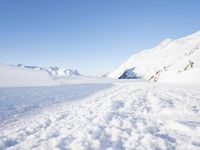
left=119, top=68, right=141, bottom=79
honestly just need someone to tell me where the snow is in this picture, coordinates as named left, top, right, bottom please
left=0, top=64, right=116, bottom=87
left=17, top=64, right=81, bottom=78
left=1, top=31, right=200, bottom=149
left=0, top=80, right=200, bottom=150
left=0, top=64, right=57, bottom=87
left=107, top=31, right=200, bottom=82
left=160, top=68, right=200, bottom=83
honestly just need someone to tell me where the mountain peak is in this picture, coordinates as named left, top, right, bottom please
left=17, top=64, right=81, bottom=78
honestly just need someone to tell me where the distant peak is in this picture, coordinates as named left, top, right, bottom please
left=16, top=64, right=81, bottom=77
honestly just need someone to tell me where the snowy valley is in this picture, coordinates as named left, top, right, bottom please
left=0, top=31, right=200, bottom=150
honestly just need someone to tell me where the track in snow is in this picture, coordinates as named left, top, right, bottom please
left=0, top=82, right=200, bottom=150
left=0, top=84, right=111, bottom=126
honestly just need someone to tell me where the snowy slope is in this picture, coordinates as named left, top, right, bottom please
left=0, top=81, right=200, bottom=150
left=0, top=64, right=82, bottom=87
left=0, top=64, right=123, bottom=87
left=0, top=64, right=57, bottom=87
left=107, top=31, right=200, bottom=82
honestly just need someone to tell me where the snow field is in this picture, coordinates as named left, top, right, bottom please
left=0, top=82, right=200, bottom=150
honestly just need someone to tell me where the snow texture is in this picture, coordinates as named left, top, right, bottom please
left=0, top=81, right=200, bottom=150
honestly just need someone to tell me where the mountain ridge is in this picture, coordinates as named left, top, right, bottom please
left=0, top=63, right=81, bottom=87
left=17, top=64, right=81, bottom=78
left=106, top=30, right=200, bottom=83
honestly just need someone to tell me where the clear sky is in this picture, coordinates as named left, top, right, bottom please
left=0, top=0, right=200, bottom=76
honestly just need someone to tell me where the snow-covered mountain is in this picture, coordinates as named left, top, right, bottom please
left=0, top=64, right=81, bottom=87
left=17, top=64, right=81, bottom=78
left=0, top=64, right=56, bottom=87
left=106, top=31, right=200, bottom=83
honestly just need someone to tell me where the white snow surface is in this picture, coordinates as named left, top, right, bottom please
left=0, top=64, right=116, bottom=87
left=0, top=80, right=200, bottom=150
left=107, top=31, right=200, bottom=82
left=0, top=64, right=57, bottom=87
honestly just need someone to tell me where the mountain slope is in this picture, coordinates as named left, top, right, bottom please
left=17, top=64, right=81, bottom=78
left=0, top=64, right=57, bottom=87
left=107, top=31, right=200, bottom=82
left=0, top=64, right=81, bottom=87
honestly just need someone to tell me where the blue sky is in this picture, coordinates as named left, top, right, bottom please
left=0, top=0, right=200, bottom=76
